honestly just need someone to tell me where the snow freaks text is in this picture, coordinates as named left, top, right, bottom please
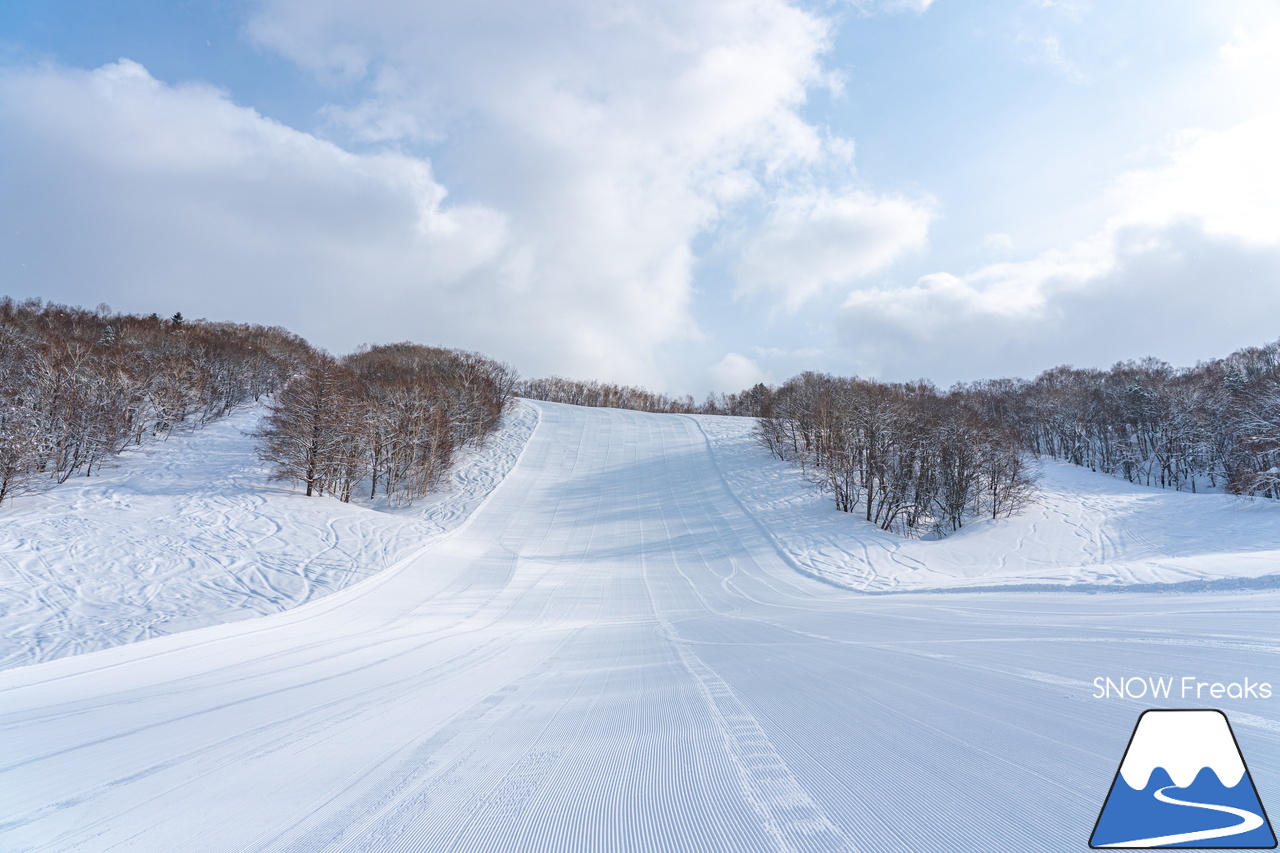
left=1093, top=676, right=1273, bottom=700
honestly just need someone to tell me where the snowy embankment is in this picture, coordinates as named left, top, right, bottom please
left=692, top=413, right=1280, bottom=592
left=0, top=400, right=538, bottom=669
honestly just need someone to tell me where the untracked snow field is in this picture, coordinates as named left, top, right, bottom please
left=2, top=402, right=1280, bottom=851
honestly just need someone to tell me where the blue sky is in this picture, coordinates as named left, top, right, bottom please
left=3, top=1, right=1279, bottom=395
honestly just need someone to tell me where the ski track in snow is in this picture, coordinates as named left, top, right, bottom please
left=1, top=403, right=1279, bottom=851
left=0, top=400, right=540, bottom=670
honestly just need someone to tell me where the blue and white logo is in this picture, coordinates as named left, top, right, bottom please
left=1091, top=709, right=1276, bottom=848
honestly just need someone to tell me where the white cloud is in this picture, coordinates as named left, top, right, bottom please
left=237, top=0, right=931, bottom=385
left=731, top=189, right=935, bottom=309
left=849, top=0, right=936, bottom=14
left=707, top=352, right=769, bottom=392
left=1108, top=118, right=1280, bottom=247
left=3, top=0, right=924, bottom=388
left=0, top=0, right=944, bottom=392
left=0, top=60, right=506, bottom=344
left=1027, top=35, right=1089, bottom=83
left=1033, top=1, right=1092, bottom=19
left=835, top=16, right=1280, bottom=383
left=840, top=222, right=1280, bottom=382
left=980, top=232, right=1016, bottom=256
left=1219, top=19, right=1280, bottom=87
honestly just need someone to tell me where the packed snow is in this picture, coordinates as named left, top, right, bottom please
left=2, top=402, right=1279, bottom=852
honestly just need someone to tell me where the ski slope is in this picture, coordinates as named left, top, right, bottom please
left=3, top=402, right=1280, bottom=852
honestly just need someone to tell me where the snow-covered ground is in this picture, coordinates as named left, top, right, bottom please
left=2, top=402, right=1279, bottom=852
left=693, top=413, right=1280, bottom=592
left=0, top=400, right=538, bottom=669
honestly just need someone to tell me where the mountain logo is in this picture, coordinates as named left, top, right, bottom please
left=1090, top=709, right=1276, bottom=848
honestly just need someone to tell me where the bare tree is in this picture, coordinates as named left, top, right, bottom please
left=0, top=298, right=307, bottom=505
left=255, top=354, right=363, bottom=498
left=756, top=373, right=1037, bottom=538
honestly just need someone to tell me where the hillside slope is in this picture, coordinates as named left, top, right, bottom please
left=0, top=401, right=538, bottom=669
left=693, top=414, right=1280, bottom=591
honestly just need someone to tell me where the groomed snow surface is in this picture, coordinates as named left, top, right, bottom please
left=2, top=401, right=1280, bottom=851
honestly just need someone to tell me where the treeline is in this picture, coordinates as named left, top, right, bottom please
left=517, top=376, right=775, bottom=417
left=755, top=373, right=1035, bottom=537
left=745, top=339, right=1280, bottom=536
left=0, top=299, right=516, bottom=511
left=13, top=294, right=1277, bottom=523
left=518, top=376, right=700, bottom=414
left=957, top=343, right=1280, bottom=498
left=0, top=298, right=308, bottom=505
left=256, top=344, right=515, bottom=504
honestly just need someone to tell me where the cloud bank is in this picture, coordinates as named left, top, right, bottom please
left=838, top=20, right=1280, bottom=384
left=7, top=2, right=1274, bottom=394
left=0, top=59, right=505, bottom=352
left=0, top=0, right=936, bottom=389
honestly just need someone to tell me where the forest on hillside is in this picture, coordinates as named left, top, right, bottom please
left=0, top=300, right=514, bottom=508
left=750, top=340, right=1280, bottom=537
left=0, top=298, right=309, bottom=505
left=5, top=297, right=1280, bottom=537
left=516, top=374, right=770, bottom=417
left=756, top=374, right=1036, bottom=538
left=256, top=344, right=515, bottom=505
